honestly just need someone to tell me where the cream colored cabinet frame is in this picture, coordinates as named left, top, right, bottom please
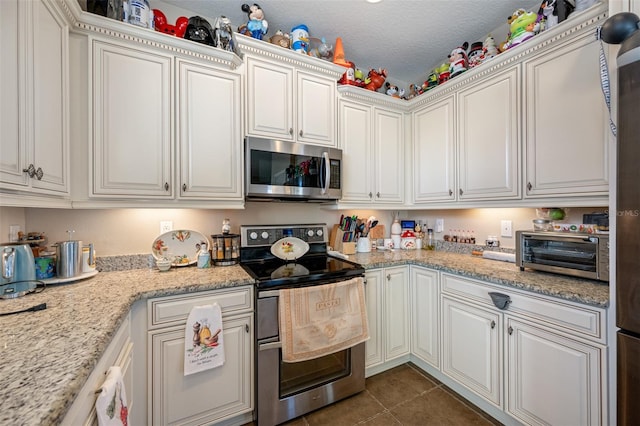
left=245, top=56, right=337, bottom=147
left=90, top=38, right=173, bottom=198
left=410, top=266, right=440, bottom=368
left=0, top=0, right=70, bottom=199
left=176, top=59, right=243, bottom=201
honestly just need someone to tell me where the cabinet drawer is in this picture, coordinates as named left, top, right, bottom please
left=148, top=286, right=252, bottom=329
left=441, top=274, right=605, bottom=343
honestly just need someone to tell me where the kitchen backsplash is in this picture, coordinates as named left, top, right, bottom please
left=1, top=205, right=605, bottom=255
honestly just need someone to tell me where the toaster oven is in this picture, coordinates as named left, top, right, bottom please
left=516, top=230, right=609, bottom=282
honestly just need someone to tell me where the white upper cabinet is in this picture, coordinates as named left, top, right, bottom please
left=338, top=96, right=404, bottom=205
left=91, top=39, right=173, bottom=198
left=177, top=60, right=243, bottom=201
left=413, top=95, right=456, bottom=203
left=524, top=32, right=609, bottom=198
left=246, top=56, right=337, bottom=147
left=1, top=0, right=69, bottom=202
left=457, top=65, right=521, bottom=201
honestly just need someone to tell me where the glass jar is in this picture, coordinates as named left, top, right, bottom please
left=426, top=229, right=435, bottom=250
left=210, top=233, right=240, bottom=266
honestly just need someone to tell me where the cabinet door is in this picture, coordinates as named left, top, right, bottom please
left=374, top=108, right=404, bottom=203
left=384, top=266, right=410, bottom=360
left=457, top=66, right=520, bottom=200
left=30, top=0, right=68, bottom=194
left=338, top=99, right=373, bottom=202
left=413, top=96, right=456, bottom=202
left=524, top=35, right=609, bottom=197
left=297, top=71, right=336, bottom=146
left=410, top=266, right=440, bottom=368
left=177, top=60, right=242, bottom=200
left=150, top=315, right=252, bottom=426
left=92, top=40, right=172, bottom=198
left=442, top=295, right=502, bottom=407
left=246, top=57, right=293, bottom=140
left=506, top=317, right=603, bottom=426
left=364, top=269, right=384, bottom=369
left=0, top=0, right=25, bottom=187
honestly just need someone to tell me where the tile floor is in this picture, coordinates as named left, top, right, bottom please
left=249, top=363, right=501, bottom=426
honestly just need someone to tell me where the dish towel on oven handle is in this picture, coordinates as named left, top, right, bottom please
left=95, top=366, right=129, bottom=426
left=184, top=303, right=225, bottom=375
left=279, top=276, right=369, bottom=363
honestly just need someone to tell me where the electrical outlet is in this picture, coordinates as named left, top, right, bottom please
left=435, top=218, right=444, bottom=233
left=9, top=225, right=21, bottom=242
left=160, top=221, right=173, bottom=234
left=500, top=220, right=513, bottom=238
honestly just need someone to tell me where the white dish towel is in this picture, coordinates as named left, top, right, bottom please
left=184, top=303, right=225, bottom=375
left=95, top=366, right=129, bottom=426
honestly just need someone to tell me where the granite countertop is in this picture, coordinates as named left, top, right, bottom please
left=0, top=265, right=255, bottom=426
left=349, top=249, right=610, bottom=308
left=0, top=250, right=610, bottom=425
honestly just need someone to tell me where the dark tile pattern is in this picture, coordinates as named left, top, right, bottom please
left=247, top=363, right=501, bottom=426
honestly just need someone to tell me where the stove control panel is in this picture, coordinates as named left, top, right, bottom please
left=240, top=224, right=327, bottom=247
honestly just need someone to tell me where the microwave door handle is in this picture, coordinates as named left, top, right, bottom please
left=320, top=151, right=330, bottom=194
left=524, top=234, right=594, bottom=243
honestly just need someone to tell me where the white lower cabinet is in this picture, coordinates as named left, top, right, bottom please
left=439, top=273, right=607, bottom=425
left=131, top=287, right=254, bottom=426
left=505, top=317, right=603, bottom=426
left=62, top=314, right=133, bottom=426
left=410, top=266, right=440, bottom=368
left=365, top=266, right=410, bottom=375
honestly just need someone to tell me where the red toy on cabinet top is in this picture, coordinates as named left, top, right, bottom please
left=153, top=9, right=188, bottom=38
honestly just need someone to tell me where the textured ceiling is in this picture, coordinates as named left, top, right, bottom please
left=160, top=0, right=545, bottom=86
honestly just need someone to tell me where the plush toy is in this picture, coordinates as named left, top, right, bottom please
left=241, top=3, right=268, bottom=40
left=483, top=35, right=499, bottom=61
left=502, top=9, right=540, bottom=50
left=406, top=84, right=418, bottom=99
left=364, top=68, right=387, bottom=91
left=269, top=30, right=290, bottom=48
left=435, top=63, right=451, bottom=85
left=537, top=0, right=575, bottom=31
left=153, top=9, right=188, bottom=38
left=310, top=37, right=333, bottom=61
left=385, top=82, right=400, bottom=98
left=291, top=24, right=310, bottom=54
left=449, top=42, right=469, bottom=78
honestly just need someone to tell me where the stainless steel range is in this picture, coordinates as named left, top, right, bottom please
left=239, top=224, right=366, bottom=426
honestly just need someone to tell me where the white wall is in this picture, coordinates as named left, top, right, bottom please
left=7, top=205, right=606, bottom=255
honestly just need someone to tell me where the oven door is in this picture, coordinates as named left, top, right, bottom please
left=256, top=292, right=365, bottom=425
left=245, top=137, right=342, bottom=201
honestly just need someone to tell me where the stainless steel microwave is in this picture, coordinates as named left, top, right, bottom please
left=516, top=230, right=609, bottom=282
left=245, top=137, right=342, bottom=201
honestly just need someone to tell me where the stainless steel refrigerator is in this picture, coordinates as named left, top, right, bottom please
left=602, top=12, right=640, bottom=426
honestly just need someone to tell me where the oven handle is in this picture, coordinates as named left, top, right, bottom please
left=259, top=340, right=282, bottom=351
left=523, top=234, right=596, bottom=243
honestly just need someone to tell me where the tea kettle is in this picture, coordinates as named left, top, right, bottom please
left=1, top=242, right=37, bottom=298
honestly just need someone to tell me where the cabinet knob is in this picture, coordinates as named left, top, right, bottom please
left=449, top=189, right=453, bottom=196
left=508, top=326, right=513, bottom=335
left=22, top=164, right=36, bottom=178
left=299, top=129, right=303, bottom=137
left=491, top=320, right=496, bottom=329
left=182, top=183, right=187, bottom=192
left=376, top=192, right=380, bottom=198
left=35, top=167, right=43, bottom=180
left=164, top=182, right=169, bottom=191
left=245, top=324, right=249, bottom=333
left=289, top=128, right=294, bottom=136
left=459, top=188, right=464, bottom=196
left=527, top=182, right=533, bottom=191
left=386, top=274, right=391, bottom=281
left=368, top=192, right=373, bottom=199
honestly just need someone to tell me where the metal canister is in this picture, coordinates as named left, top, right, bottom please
left=55, top=240, right=82, bottom=278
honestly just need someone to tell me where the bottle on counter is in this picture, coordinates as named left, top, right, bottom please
left=426, top=229, right=435, bottom=250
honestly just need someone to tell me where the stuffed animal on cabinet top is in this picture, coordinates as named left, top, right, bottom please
left=448, top=42, right=469, bottom=78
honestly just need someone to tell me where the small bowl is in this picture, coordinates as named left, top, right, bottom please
left=533, top=219, right=553, bottom=231
left=156, top=259, right=172, bottom=272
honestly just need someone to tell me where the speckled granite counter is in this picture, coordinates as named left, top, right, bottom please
left=0, top=250, right=609, bottom=425
left=0, top=265, right=254, bottom=426
left=349, top=249, right=609, bottom=308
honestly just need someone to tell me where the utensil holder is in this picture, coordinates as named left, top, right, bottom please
left=356, top=237, right=371, bottom=253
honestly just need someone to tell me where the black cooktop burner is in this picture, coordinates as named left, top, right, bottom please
left=240, top=254, right=365, bottom=289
